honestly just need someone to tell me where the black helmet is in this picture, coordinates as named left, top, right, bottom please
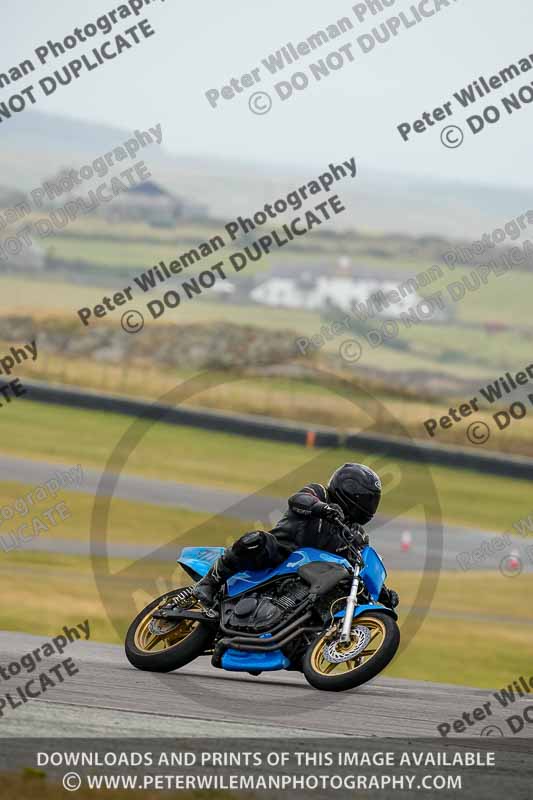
left=327, top=463, right=381, bottom=525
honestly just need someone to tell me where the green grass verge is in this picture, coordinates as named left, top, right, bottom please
left=0, top=481, right=248, bottom=551
left=0, top=399, right=531, bottom=533
left=0, top=550, right=184, bottom=644
left=0, top=772, right=235, bottom=800
left=390, top=571, right=533, bottom=687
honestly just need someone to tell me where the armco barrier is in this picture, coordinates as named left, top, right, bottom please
left=21, top=380, right=533, bottom=481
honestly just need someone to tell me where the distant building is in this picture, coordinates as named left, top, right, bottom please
left=38, top=168, right=208, bottom=228
left=249, top=276, right=446, bottom=321
left=102, top=180, right=207, bottom=227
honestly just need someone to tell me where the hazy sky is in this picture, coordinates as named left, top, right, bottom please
left=2, top=0, right=532, bottom=188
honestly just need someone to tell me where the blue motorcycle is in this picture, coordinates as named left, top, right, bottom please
left=125, top=523, right=400, bottom=692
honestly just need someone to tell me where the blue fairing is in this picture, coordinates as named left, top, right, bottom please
left=177, top=546, right=225, bottom=579
left=177, top=544, right=394, bottom=673
left=335, top=602, right=398, bottom=622
left=177, top=545, right=384, bottom=598
left=360, top=545, right=387, bottom=601
left=221, top=647, right=290, bottom=672
left=225, top=548, right=352, bottom=597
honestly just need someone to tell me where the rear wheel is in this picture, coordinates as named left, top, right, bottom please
left=125, top=589, right=215, bottom=672
left=302, top=613, right=400, bottom=692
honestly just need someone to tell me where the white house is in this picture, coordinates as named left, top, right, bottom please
left=250, top=276, right=431, bottom=320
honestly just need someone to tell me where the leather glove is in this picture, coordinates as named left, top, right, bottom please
left=388, top=589, right=400, bottom=608
left=379, top=586, right=400, bottom=608
left=345, top=526, right=369, bottom=548
left=319, top=503, right=345, bottom=522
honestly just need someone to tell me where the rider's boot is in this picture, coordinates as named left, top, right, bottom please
left=192, top=557, right=233, bottom=612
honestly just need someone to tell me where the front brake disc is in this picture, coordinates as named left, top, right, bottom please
left=322, top=624, right=372, bottom=663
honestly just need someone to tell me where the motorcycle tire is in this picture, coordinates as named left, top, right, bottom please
left=302, top=612, right=400, bottom=692
left=125, top=589, right=215, bottom=673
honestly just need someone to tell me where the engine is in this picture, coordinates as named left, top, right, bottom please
left=221, top=577, right=310, bottom=633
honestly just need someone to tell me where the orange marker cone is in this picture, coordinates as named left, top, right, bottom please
left=500, top=549, right=522, bottom=577
left=507, top=550, right=521, bottom=571
left=400, top=531, right=412, bottom=552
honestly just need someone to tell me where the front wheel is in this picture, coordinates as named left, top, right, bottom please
left=302, top=613, right=400, bottom=692
left=125, top=589, right=215, bottom=673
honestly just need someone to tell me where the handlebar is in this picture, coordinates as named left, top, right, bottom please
left=337, top=519, right=353, bottom=536
left=337, top=518, right=361, bottom=541
left=334, top=519, right=366, bottom=565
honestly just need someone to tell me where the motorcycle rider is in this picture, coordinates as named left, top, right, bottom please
left=192, top=462, right=399, bottom=612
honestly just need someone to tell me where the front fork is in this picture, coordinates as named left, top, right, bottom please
left=339, top=564, right=360, bottom=644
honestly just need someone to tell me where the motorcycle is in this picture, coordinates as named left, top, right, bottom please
left=125, top=522, right=400, bottom=692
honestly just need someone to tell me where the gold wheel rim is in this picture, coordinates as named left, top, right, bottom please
left=134, top=597, right=202, bottom=654
left=310, top=616, right=387, bottom=677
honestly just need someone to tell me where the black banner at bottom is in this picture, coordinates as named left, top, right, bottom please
left=0, top=737, right=532, bottom=798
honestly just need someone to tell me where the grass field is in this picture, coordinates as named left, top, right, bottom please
left=17, top=209, right=443, bottom=269
left=1, top=547, right=530, bottom=689
left=1, top=399, right=532, bottom=532
left=0, top=773, right=230, bottom=800
left=15, top=338, right=533, bottom=457
left=3, top=263, right=533, bottom=387
left=0, top=482, right=247, bottom=549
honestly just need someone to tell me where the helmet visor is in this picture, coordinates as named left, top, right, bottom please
left=349, top=492, right=380, bottom=523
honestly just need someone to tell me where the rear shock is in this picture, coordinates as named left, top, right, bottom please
left=169, top=586, right=196, bottom=608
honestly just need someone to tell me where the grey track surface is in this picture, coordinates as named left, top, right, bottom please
left=1, top=454, right=532, bottom=572
left=1, top=633, right=532, bottom=739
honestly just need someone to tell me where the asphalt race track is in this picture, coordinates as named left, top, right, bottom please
left=2, top=455, right=532, bottom=572
left=1, top=633, right=532, bottom=739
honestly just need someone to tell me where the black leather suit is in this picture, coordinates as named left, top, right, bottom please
left=221, top=483, right=360, bottom=574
